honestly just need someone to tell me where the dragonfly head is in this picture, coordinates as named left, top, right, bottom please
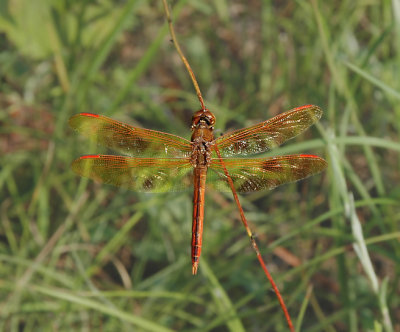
left=191, top=109, right=216, bottom=130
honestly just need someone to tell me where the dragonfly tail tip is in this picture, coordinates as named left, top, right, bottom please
left=192, top=263, right=198, bottom=275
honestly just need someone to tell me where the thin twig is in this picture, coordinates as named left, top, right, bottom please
left=162, top=0, right=205, bottom=110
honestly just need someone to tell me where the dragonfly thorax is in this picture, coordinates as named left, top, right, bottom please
left=190, top=142, right=212, bottom=168
left=191, top=109, right=215, bottom=168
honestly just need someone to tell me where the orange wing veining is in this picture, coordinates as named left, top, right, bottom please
left=208, top=155, right=327, bottom=192
left=214, top=105, right=322, bottom=157
left=69, top=113, right=192, bottom=158
left=71, top=155, right=193, bottom=192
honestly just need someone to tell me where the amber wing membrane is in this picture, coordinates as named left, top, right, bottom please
left=214, top=105, right=322, bottom=157
left=69, top=113, right=192, bottom=157
left=207, top=155, right=327, bottom=192
left=71, top=155, right=193, bottom=192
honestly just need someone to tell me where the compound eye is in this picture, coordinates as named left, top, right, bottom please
left=191, top=109, right=215, bottom=127
left=201, top=110, right=215, bottom=125
left=207, top=113, right=216, bottom=125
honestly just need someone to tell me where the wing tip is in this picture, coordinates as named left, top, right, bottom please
left=300, top=153, right=323, bottom=158
left=71, top=155, right=102, bottom=178
left=295, top=104, right=323, bottom=119
left=71, top=155, right=100, bottom=171
left=79, top=113, right=99, bottom=117
left=300, top=154, right=328, bottom=172
left=69, top=113, right=100, bottom=129
left=79, top=155, right=101, bottom=159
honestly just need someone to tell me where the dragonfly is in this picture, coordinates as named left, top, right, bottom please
left=69, top=104, right=327, bottom=274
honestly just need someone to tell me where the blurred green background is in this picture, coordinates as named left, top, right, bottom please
left=1, top=0, right=399, bottom=331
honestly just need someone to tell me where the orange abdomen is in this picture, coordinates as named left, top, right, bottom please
left=191, top=167, right=207, bottom=274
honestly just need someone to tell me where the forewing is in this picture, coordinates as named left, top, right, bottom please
left=69, top=113, right=192, bottom=157
left=71, top=155, right=193, bottom=192
left=214, top=105, right=322, bottom=157
left=207, top=155, right=327, bottom=192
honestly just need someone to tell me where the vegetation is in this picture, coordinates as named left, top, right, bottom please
left=1, top=0, right=399, bottom=331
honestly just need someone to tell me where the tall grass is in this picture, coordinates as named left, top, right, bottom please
left=0, top=1, right=399, bottom=331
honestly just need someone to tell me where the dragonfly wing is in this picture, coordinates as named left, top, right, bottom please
left=69, top=113, right=192, bottom=157
left=207, top=155, right=327, bottom=192
left=71, top=155, right=193, bottom=192
left=214, top=105, right=322, bottom=157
